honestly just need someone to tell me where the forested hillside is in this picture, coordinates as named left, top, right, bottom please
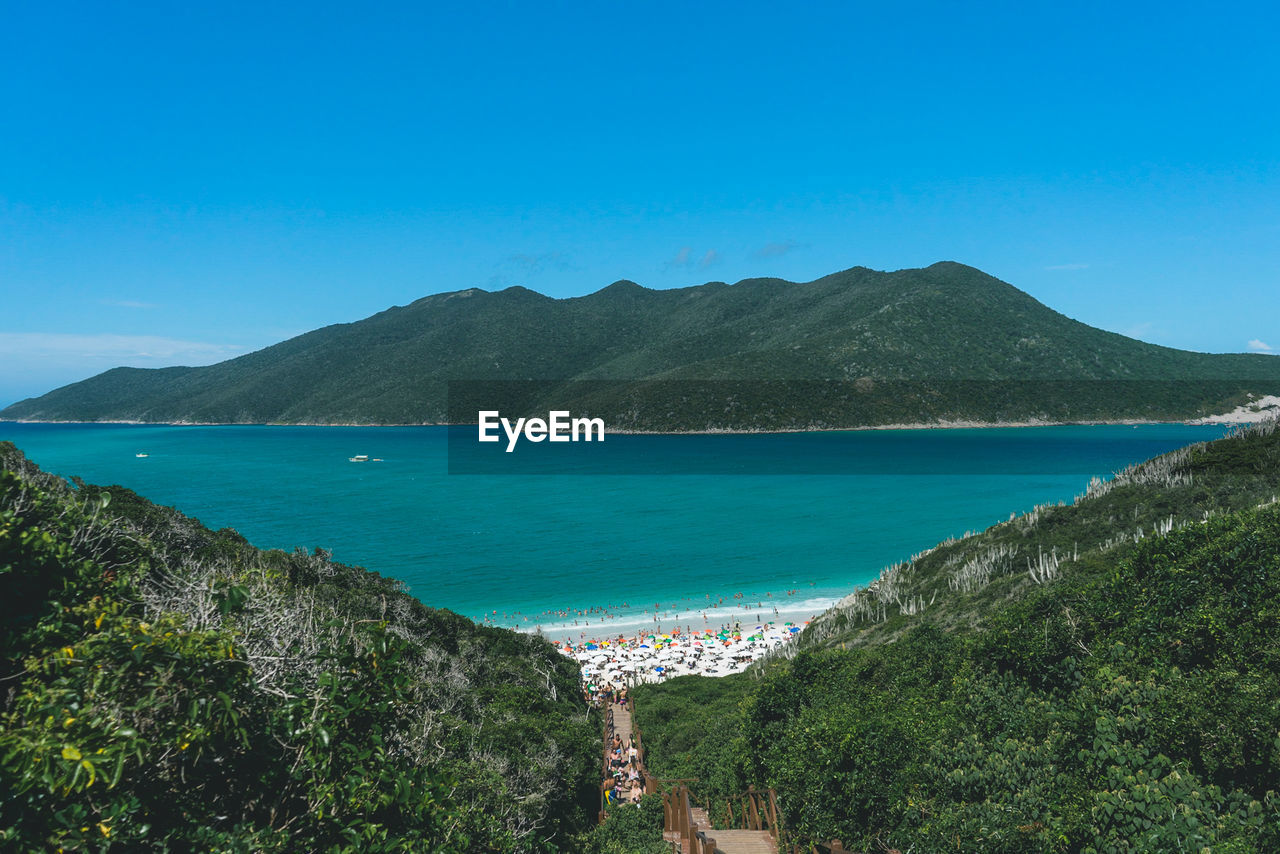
left=636, top=420, right=1280, bottom=852
left=0, top=442, right=597, bottom=852
left=7, top=262, right=1280, bottom=427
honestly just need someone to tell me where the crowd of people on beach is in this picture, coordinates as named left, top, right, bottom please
left=562, top=619, right=807, bottom=686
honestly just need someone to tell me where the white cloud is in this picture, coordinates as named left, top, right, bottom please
left=1248, top=339, right=1274, bottom=352
left=487, top=252, right=572, bottom=288
left=1044, top=263, right=1090, bottom=271
left=504, top=252, right=570, bottom=277
left=698, top=249, right=720, bottom=270
left=0, top=333, right=256, bottom=407
left=665, top=246, right=693, bottom=270
left=0, top=332, right=246, bottom=366
left=755, top=240, right=801, bottom=258
left=1123, top=322, right=1156, bottom=340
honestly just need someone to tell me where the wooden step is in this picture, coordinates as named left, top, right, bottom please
left=612, top=707, right=632, bottom=738
left=704, top=828, right=777, bottom=853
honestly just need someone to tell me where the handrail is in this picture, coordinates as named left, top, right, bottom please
left=646, top=776, right=701, bottom=787
left=598, top=703, right=614, bottom=820
left=632, top=687, right=804, bottom=851
left=601, top=705, right=613, bottom=776
left=717, top=786, right=781, bottom=835
left=662, top=784, right=714, bottom=854
left=818, top=842, right=854, bottom=854
left=768, top=788, right=785, bottom=842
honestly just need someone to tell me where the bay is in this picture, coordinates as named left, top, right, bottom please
left=0, top=422, right=1229, bottom=640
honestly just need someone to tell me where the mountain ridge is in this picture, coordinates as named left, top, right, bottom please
left=6, top=262, right=1280, bottom=427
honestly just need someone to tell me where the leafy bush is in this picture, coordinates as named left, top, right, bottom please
left=0, top=442, right=596, bottom=851
left=635, top=426, right=1280, bottom=851
left=573, top=794, right=668, bottom=854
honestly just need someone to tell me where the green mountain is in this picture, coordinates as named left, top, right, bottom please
left=633, top=419, right=1280, bottom=852
left=0, top=442, right=597, bottom=851
left=6, top=262, right=1280, bottom=427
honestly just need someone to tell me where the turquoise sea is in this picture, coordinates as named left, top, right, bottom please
left=0, top=422, right=1230, bottom=640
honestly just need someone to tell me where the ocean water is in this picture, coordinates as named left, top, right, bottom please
left=0, top=422, right=1229, bottom=640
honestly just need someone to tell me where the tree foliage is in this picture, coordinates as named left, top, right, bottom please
left=635, top=424, right=1280, bottom=851
left=0, top=442, right=597, bottom=851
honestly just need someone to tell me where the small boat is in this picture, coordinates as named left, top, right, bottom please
left=349, top=455, right=369, bottom=462
left=135, top=453, right=149, bottom=458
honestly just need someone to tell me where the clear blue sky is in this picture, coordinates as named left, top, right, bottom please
left=3, top=0, right=1278, bottom=407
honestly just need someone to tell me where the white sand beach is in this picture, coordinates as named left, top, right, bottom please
left=1191, top=395, right=1280, bottom=425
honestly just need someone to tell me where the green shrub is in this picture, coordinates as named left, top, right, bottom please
left=0, top=443, right=595, bottom=851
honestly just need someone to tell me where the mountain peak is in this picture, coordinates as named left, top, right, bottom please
left=496, top=285, right=549, bottom=300
left=924, top=260, right=977, bottom=272
left=596, top=279, right=648, bottom=295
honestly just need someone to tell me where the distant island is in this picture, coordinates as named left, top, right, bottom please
left=6, top=262, right=1280, bottom=429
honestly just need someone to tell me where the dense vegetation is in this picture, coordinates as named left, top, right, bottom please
left=6, top=262, right=1280, bottom=427
left=578, top=795, right=669, bottom=854
left=0, top=442, right=598, bottom=851
left=635, top=420, right=1280, bottom=851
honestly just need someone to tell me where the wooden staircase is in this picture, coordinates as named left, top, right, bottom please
left=657, top=778, right=860, bottom=853
left=661, top=784, right=779, bottom=854
left=599, top=697, right=859, bottom=853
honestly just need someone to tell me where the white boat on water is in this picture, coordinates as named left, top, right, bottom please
left=135, top=453, right=149, bottom=458
left=349, top=454, right=369, bottom=462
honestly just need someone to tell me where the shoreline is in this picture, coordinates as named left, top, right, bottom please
left=5, top=414, right=1272, bottom=657
left=482, top=591, right=841, bottom=641
left=4, top=413, right=1275, bottom=431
